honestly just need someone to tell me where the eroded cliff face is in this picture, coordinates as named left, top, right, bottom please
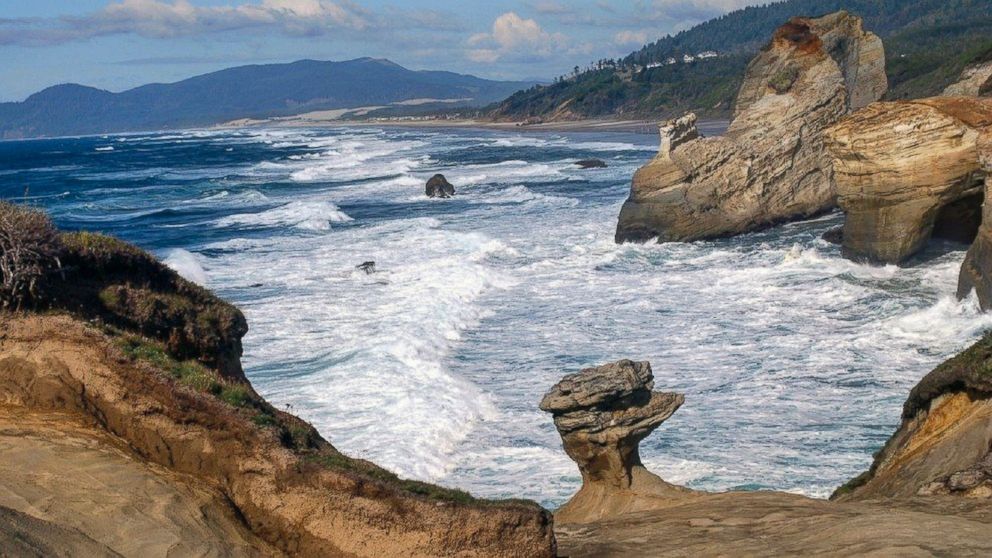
left=835, top=332, right=992, bottom=501
left=0, top=313, right=555, bottom=558
left=615, top=11, right=886, bottom=244
left=0, top=214, right=555, bottom=557
left=825, top=97, right=992, bottom=264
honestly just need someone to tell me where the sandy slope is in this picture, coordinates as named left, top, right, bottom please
left=0, top=407, right=276, bottom=557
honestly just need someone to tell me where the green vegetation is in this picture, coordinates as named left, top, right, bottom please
left=492, top=0, right=992, bottom=121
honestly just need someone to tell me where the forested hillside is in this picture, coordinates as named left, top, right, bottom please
left=491, top=0, right=992, bottom=121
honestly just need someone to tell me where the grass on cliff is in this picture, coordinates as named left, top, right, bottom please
left=115, top=333, right=272, bottom=429
left=111, top=331, right=527, bottom=507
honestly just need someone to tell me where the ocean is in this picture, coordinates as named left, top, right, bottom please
left=1, top=125, right=989, bottom=508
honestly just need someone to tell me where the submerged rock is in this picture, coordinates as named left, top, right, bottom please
left=575, top=159, right=607, bottom=169
left=615, top=11, right=886, bottom=244
left=356, top=261, right=376, bottom=274
left=425, top=174, right=455, bottom=198
left=825, top=97, right=992, bottom=263
left=540, top=360, right=688, bottom=523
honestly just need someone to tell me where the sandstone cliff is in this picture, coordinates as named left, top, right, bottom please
left=0, top=205, right=555, bottom=557
left=825, top=97, right=992, bottom=263
left=615, top=11, right=886, bottom=244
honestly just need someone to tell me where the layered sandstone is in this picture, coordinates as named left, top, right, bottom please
left=943, top=61, right=992, bottom=97
left=615, top=11, right=886, bottom=243
left=835, top=331, right=992, bottom=500
left=540, top=360, right=691, bottom=523
left=825, top=97, right=992, bottom=263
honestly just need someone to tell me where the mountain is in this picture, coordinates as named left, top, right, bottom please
left=491, top=0, right=992, bottom=122
left=0, top=58, right=536, bottom=139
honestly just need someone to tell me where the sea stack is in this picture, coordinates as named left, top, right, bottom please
left=540, top=360, right=689, bottom=523
left=615, top=11, right=886, bottom=243
left=824, top=98, right=992, bottom=264
left=426, top=174, right=455, bottom=198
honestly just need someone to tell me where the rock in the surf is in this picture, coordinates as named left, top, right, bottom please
left=540, top=359, right=689, bottom=523
left=575, top=159, right=607, bottom=169
left=426, top=174, right=455, bottom=198
left=825, top=97, right=992, bottom=264
left=614, top=11, right=886, bottom=244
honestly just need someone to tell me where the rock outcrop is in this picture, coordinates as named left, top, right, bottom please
left=834, top=331, right=992, bottom=500
left=540, top=360, right=689, bottom=523
left=943, top=61, right=992, bottom=97
left=546, top=356, right=992, bottom=555
left=825, top=98, right=992, bottom=263
left=958, top=141, right=992, bottom=309
left=615, top=11, right=886, bottom=243
left=426, top=174, right=455, bottom=198
left=0, top=207, right=556, bottom=557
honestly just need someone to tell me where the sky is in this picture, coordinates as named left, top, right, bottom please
left=0, top=0, right=767, bottom=101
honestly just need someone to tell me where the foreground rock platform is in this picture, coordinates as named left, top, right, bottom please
left=615, top=11, right=886, bottom=244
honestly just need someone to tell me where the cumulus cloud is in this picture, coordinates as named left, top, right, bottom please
left=0, top=0, right=455, bottom=46
left=466, top=12, right=570, bottom=63
left=614, top=29, right=651, bottom=46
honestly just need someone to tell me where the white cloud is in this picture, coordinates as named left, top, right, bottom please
left=0, top=0, right=456, bottom=46
left=614, top=29, right=650, bottom=46
left=466, top=12, right=569, bottom=63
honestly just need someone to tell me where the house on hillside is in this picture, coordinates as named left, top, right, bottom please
left=683, top=54, right=696, bottom=63
left=697, top=51, right=718, bottom=59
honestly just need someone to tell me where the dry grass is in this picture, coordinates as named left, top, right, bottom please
left=0, top=202, right=62, bottom=310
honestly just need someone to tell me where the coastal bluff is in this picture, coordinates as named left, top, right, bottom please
left=0, top=203, right=555, bottom=557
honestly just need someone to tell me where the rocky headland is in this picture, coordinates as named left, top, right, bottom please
left=615, top=11, right=886, bottom=243
left=0, top=202, right=554, bottom=557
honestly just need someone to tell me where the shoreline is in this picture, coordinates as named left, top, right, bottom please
left=215, top=116, right=732, bottom=136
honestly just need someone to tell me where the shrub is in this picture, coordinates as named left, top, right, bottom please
left=0, top=202, right=62, bottom=310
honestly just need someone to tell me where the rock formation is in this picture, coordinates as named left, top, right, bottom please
left=540, top=360, right=689, bottom=523
left=0, top=205, right=556, bottom=557
left=958, top=138, right=992, bottom=309
left=943, top=61, right=992, bottom=97
left=825, top=98, right=992, bottom=263
left=426, top=174, right=455, bottom=198
left=575, top=159, right=607, bottom=169
left=834, top=331, right=992, bottom=500
left=615, top=11, right=886, bottom=243
left=546, top=356, right=992, bottom=556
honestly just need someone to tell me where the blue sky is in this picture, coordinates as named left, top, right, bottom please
left=0, top=0, right=764, bottom=101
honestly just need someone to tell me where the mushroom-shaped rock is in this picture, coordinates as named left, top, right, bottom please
left=425, top=174, right=455, bottom=198
left=615, top=11, right=886, bottom=244
left=540, top=360, right=690, bottom=523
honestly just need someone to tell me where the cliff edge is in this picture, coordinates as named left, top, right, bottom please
left=0, top=203, right=555, bottom=557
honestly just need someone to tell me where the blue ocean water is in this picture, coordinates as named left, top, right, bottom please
left=1, top=126, right=989, bottom=508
